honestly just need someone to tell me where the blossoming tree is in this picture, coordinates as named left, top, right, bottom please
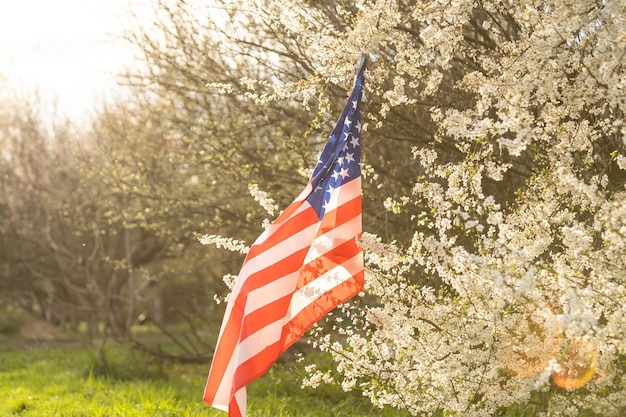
left=132, top=0, right=625, bottom=415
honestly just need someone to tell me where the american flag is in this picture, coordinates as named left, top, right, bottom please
left=203, top=57, right=366, bottom=417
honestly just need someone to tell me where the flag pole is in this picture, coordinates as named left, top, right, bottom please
left=354, top=53, right=368, bottom=84
left=355, top=53, right=368, bottom=74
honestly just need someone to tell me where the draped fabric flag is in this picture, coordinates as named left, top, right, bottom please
left=203, top=57, right=366, bottom=417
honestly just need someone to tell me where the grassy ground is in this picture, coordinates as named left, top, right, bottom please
left=1, top=310, right=617, bottom=416
left=0, top=307, right=404, bottom=417
left=0, top=342, right=407, bottom=417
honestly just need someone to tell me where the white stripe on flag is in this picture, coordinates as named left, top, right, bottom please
left=237, top=319, right=284, bottom=365
left=304, top=215, right=362, bottom=264
left=289, top=252, right=363, bottom=318
left=323, top=178, right=361, bottom=213
left=211, top=352, right=236, bottom=411
left=244, top=271, right=300, bottom=314
left=235, top=219, right=319, bottom=288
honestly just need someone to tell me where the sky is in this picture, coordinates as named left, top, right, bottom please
left=0, top=0, right=145, bottom=123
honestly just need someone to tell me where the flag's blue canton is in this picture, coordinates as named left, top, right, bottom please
left=306, top=63, right=365, bottom=219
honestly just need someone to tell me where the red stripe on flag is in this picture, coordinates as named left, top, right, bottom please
left=240, top=293, right=292, bottom=341
left=317, top=194, right=361, bottom=237
left=229, top=390, right=244, bottom=417
left=285, top=269, right=364, bottom=347
left=246, top=204, right=319, bottom=260
left=236, top=246, right=309, bottom=298
left=232, top=337, right=284, bottom=390
left=268, top=184, right=310, bottom=225
left=204, top=309, right=241, bottom=405
left=297, top=238, right=360, bottom=288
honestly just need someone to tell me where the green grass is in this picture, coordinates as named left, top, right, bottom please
left=0, top=346, right=204, bottom=417
left=3, top=308, right=617, bottom=417
left=0, top=344, right=406, bottom=417
left=0, top=308, right=403, bottom=416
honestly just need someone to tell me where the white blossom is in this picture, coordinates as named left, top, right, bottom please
left=204, top=0, right=626, bottom=414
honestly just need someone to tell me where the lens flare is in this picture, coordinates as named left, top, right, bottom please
left=498, top=303, right=563, bottom=377
left=552, top=337, right=598, bottom=390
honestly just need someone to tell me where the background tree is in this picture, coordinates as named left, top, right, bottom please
left=0, top=92, right=83, bottom=326
left=0, top=88, right=220, bottom=354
